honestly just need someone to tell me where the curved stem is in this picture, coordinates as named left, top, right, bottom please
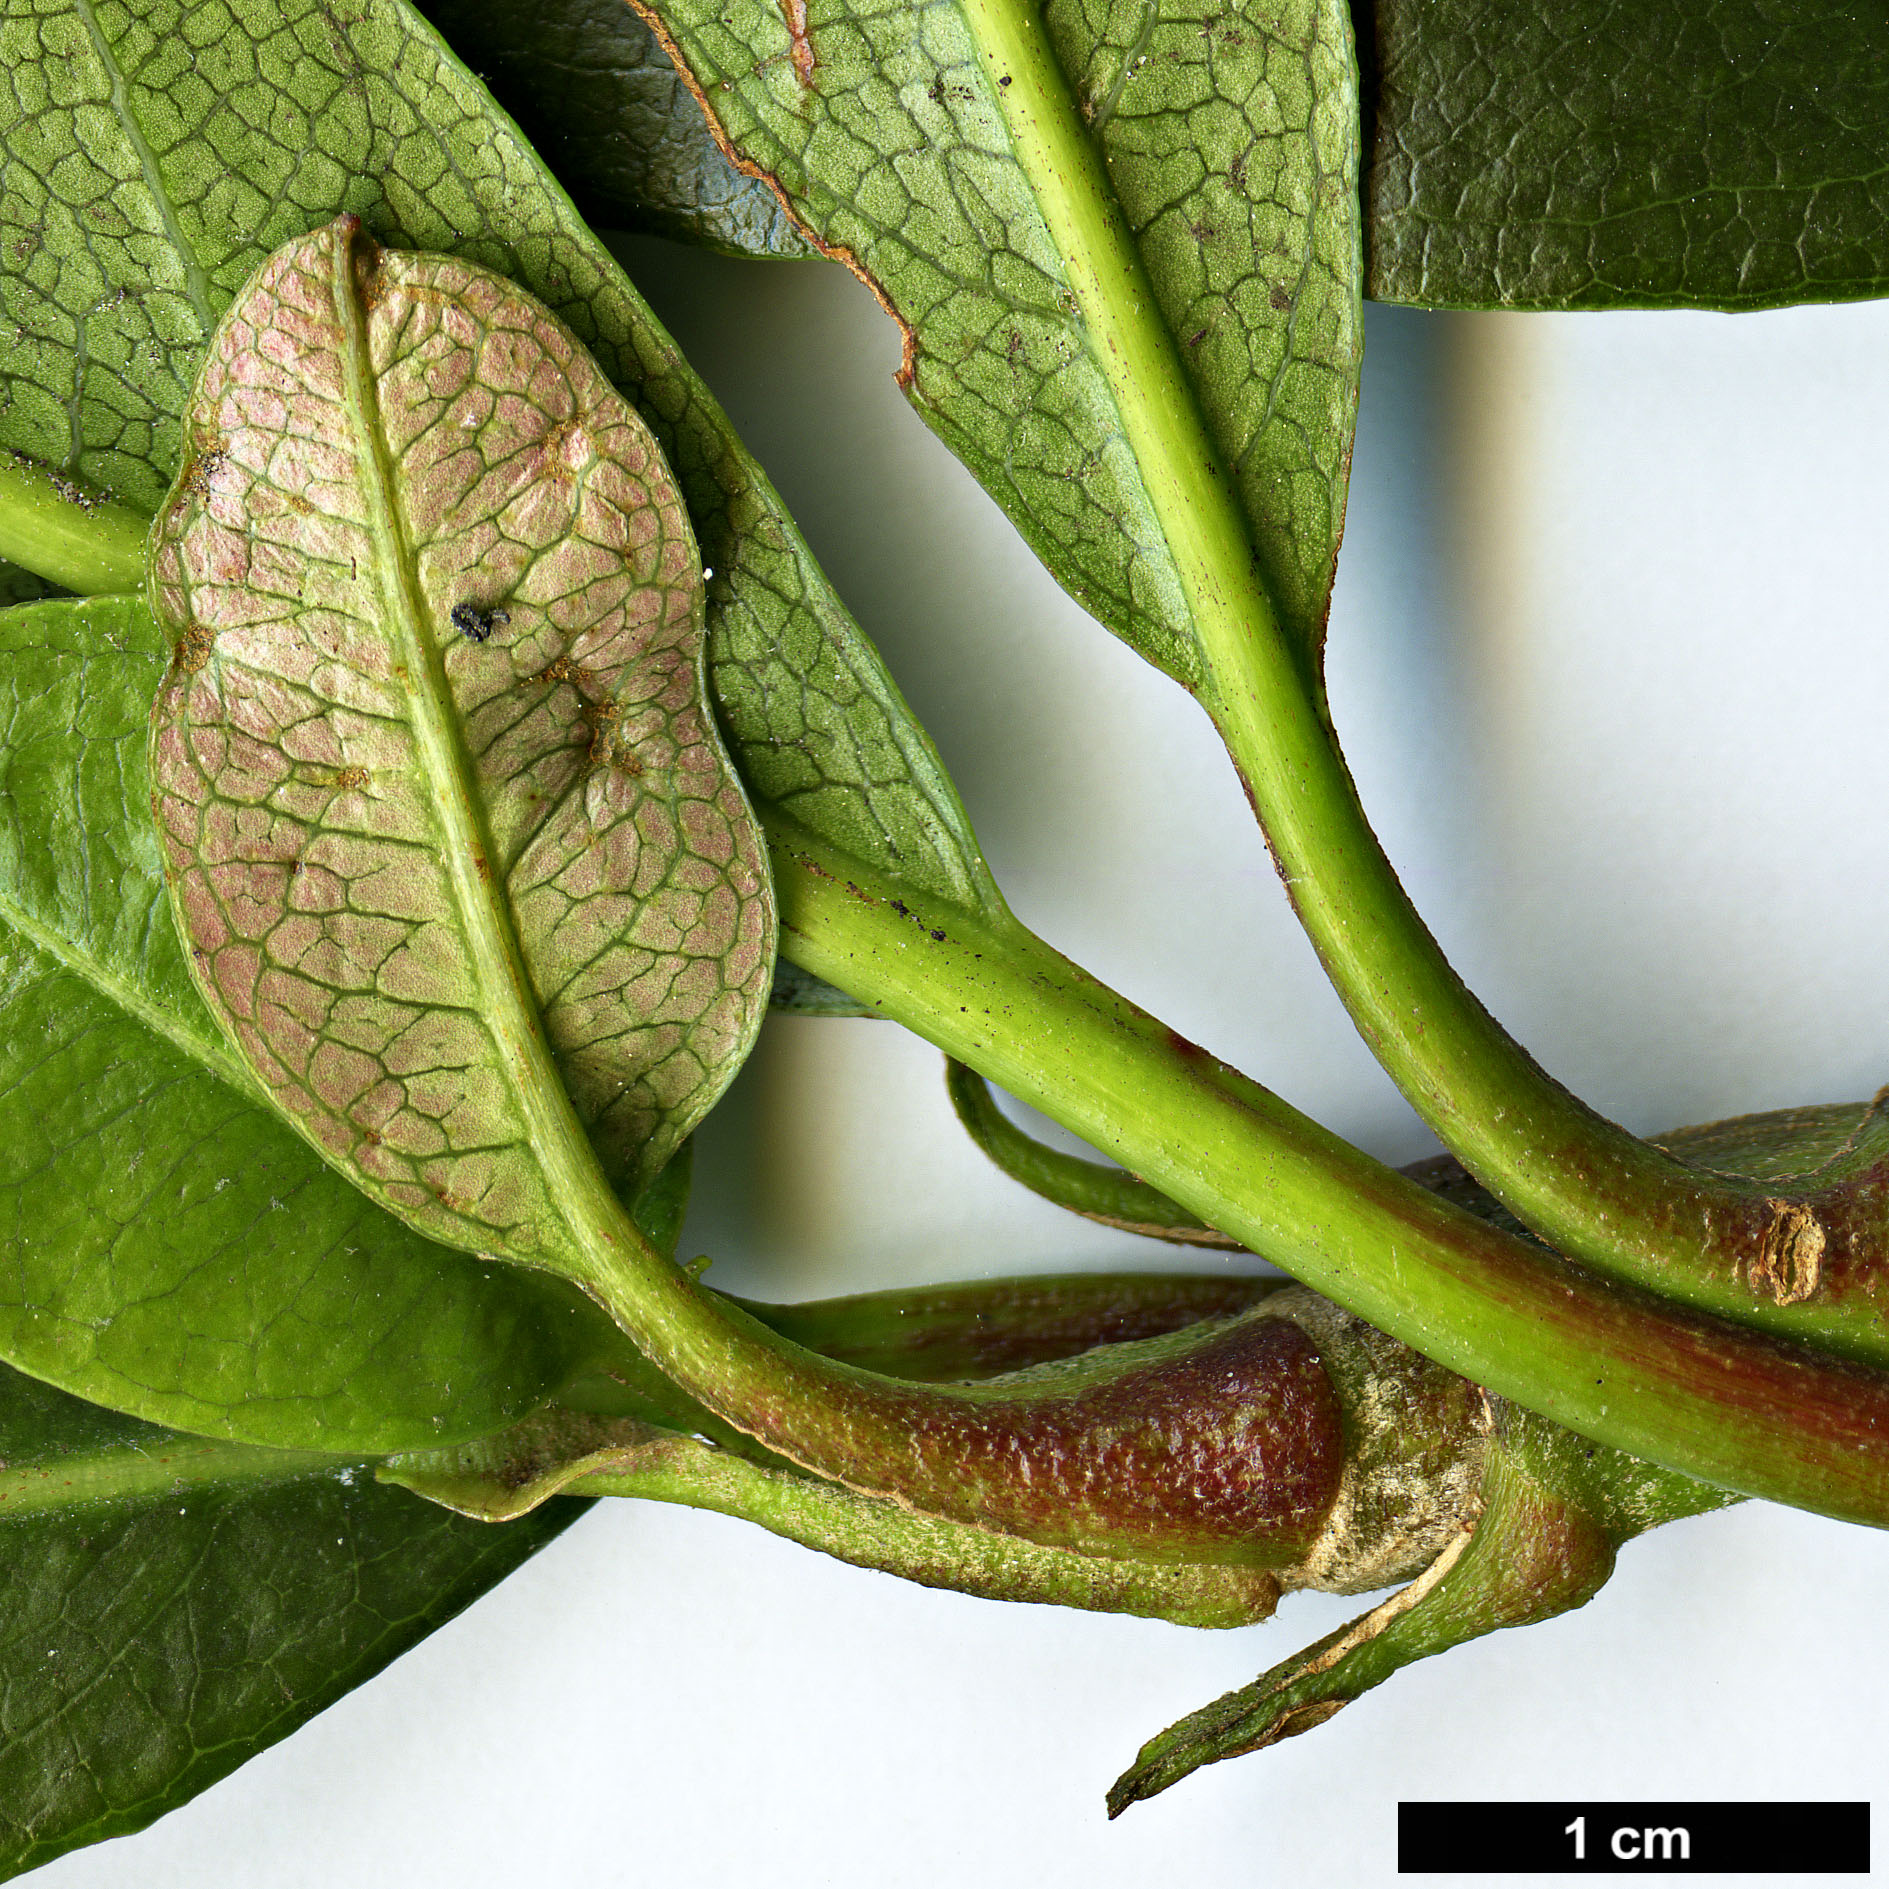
left=1209, top=639, right=1889, bottom=1353
left=946, top=1058, right=1240, bottom=1246
left=765, top=810, right=1889, bottom=1528
left=949, top=0, right=1882, bottom=1357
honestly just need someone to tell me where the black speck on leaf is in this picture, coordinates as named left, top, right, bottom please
left=450, top=602, right=511, bottom=643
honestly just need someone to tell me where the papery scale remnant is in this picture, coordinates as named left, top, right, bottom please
left=150, top=217, right=772, bottom=1265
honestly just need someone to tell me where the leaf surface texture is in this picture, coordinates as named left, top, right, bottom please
left=0, top=592, right=610, bottom=1449
left=1364, top=0, right=1889, bottom=311
left=411, top=0, right=813, bottom=258
left=630, top=0, right=1362, bottom=677
left=0, top=0, right=997, bottom=920
left=151, top=220, right=771, bottom=1252
left=0, top=1357, right=581, bottom=1879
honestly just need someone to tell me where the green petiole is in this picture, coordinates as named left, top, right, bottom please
left=952, top=0, right=1889, bottom=1365
left=0, top=453, right=146, bottom=596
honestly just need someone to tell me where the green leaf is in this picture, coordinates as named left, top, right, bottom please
left=0, top=0, right=999, bottom=926
left=0, top=590, right=613, bottom=1451
left=0, top=1356, right=584, bottom=1879
left=151, top=217, right=773, bottom=1243
left=767, top=957, right=877, bottom=1015
left=0, top=561, right=66, bottom=609
left=628, top=0, right=1362, bottom=681
left=409, top=0, right=813, bottom=259
left=1363, top=0, right=1889, bottom=311
left=0, top=454, right=146, bottom=596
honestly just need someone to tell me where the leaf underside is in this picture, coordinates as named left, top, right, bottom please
left=629, top=0, right=1361, bottom=678
left=0, top=1357, right=583, bottom=1882
left=151, top=219, right=772, bottom=1262
left=1362, top=0, right=1889, bottom=311
left=0, top=0, right=1003, bottom=1433
left=410, top=0, right=813, bottom=259
left=0, top=0, right=997, bottom=924
left=0, top=591, right=612, bottom=1451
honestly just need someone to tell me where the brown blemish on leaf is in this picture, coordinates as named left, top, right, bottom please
left=584, top=699, right=622, bottom=770
left=330, top=766, right=369, bottom=790
left=780, top=0, right=817, bottom=86
left=536, top=418, right=588, bottom=479
left=348, top=222, right=387, bottom=310
left=1750, top=1198, right=1825, bottom=1305
left=179, top=445, right=228, bottom=500
left=621, top=0, right=918, bottom=389
left=174, top=624, right=214, bottom=674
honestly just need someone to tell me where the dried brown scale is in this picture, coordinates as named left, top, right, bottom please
left=1276, top=1288, right=1492, bottom=1594
left=1526, top=1126, right=1889, bottom=1320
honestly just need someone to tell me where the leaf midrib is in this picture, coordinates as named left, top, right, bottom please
left=0, top=1433, right=350, bottom=1522
left=68, top=0, right=215, bottom=346
left=0, top=875, right=266, bottom=1106
left=329, top=236, right=639, bottom=1288
left=953, top=0, right=1296, bottom=710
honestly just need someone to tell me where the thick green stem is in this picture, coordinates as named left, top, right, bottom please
left=0, top=453, right=146, bottom=595
left=766, top=811, right=1889, bottom=1527
left=956, top=0, right=1880, bottom=1360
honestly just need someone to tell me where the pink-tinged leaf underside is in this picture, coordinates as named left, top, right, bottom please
left=150, top=217, right=772, bottom=1267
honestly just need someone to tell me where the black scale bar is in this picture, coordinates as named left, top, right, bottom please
left=1399, top=1802, right=1869, bottom=1874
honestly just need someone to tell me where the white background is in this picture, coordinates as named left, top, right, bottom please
left=41, top=244, right=1889, bottom=1886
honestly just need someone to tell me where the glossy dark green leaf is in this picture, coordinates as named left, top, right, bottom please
left=410, top=0, right=812, bottom=259
left=1363, top=0, right=1889, bottom=311
left=0, top=591, right=616, bottom=1451
left=0, top=1357, right=584, bottom=1880
left=0, top=0, right=998, bottom=925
